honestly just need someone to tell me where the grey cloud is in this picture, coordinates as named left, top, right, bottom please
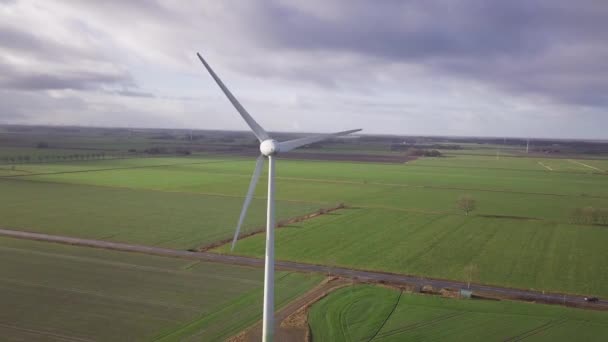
left=0, top=62, right=133, bottom=91
left=1, top=0, right=606, bottom=138
left=0, top=90, right=86, bottom=123
left=0, top=24, right=105, bottom=63
left=0, top=24, right=139, bottom=93
left=112, top=89, right=156, bottom=98
left=239, top=0, right=608, bottom=108
left=0, top=26, right=50, bottom=53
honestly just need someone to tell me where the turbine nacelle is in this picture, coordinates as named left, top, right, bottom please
left=260, top=139, right=279, bottom=156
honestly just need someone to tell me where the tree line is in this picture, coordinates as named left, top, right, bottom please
left=571, top=207, right=608, bottom=225
left=0, top=153, right=107, bottom=164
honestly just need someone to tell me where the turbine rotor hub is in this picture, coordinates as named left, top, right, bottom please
left=260, top=139, right=279, bottom=156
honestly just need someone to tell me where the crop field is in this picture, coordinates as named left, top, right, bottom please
left=9, top=156, right=608, bottom=219
left=0, top=236, right=322, bottom=341
left=0, top=176, right=322, bottom=250
left=309, top=285, right=608, bottom=341
left=216, top=208, right=608, bottom=297
left=2, top=150, right=608, bottom=296
left=412, top=154, right=608, bottom=172
left=0, top=155, right=227, bottom=176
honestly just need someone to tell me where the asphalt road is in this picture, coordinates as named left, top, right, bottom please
left=1, top=228, right=605, bottom=308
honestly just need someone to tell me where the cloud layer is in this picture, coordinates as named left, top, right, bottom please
left=0, top=0, right=607, bottom=138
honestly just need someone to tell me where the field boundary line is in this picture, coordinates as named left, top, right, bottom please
left=269, top=176, right=608, bottom=199
left=374, top=312, right=466, bottom=339
left=231, top=277, right=352, bottom=341
left=5, top=160, right=608, bottom=200
left=0, top=159, right=234, bottom=179
left=0, top=176, right=330, bottom=206
left=567, top=159, right=603, bottom=172
left=0, top=322, right=94, bottom=342
left=367, top=289, right=403, bottom=342
left=404, top=160, right=596, bottom=174
left=537, top=161, right=553, bottom=171
left=0, top=228, right=606, bottom=310
left=196, top=204, right=347, bottom=252
left=0, top=276, right=202, bottom=312
left=503, top=317, right=568, bottom=341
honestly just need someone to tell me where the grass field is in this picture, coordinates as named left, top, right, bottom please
left=9, top=156, right=608, bottom=220
left=215, top=208, right=608, bottom=297
left=1, top=153, right=607, bottom=296
left=0, top=177, right=323, bottom=250
left=0, top=236, right=322, bottom=341
left=309, top=285, right=608, bottom=341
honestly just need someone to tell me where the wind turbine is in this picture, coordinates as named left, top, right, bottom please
left=196, top=53, right=361, bottom=341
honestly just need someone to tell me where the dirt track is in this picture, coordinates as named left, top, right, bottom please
left=0, top=228, right=606, bottom=310
left=233, top=277, right=350, bottom=342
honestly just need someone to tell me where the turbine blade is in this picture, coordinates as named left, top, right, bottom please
left=278, top=129, right=362, bottom=153
left=231, top=154, right=265, bottom=250
left=196, top=52, right=269, bottom=142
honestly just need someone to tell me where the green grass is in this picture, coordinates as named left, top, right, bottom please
left=0, top=236, right=323, bottom=341
left=0, top=147, right=93, bottom=159
left=0, top=156, right=230, bottom=176
left=309, top=285, right=401, bottom=341
left=309, top=285, right=608, bottom=341
left=14, top=156, right=608, bottom=221
left=3, top=154, right=608, bottom=295
left=0, top=178, right=323, bottom=250
left=215, top=208, right=608, bottom=297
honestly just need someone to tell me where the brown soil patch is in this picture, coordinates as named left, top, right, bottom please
left=197, top=204, right=346, bottom=252
left=230, top=277, right=351, bottom=342
left=439, top=288, right=461, bottom=298
left=225, top=331, right=246, bottom=342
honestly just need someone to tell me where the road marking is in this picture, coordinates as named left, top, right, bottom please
left=567, top=159, right=603, bottom=172
left=537, top=161, right=553, bottom=171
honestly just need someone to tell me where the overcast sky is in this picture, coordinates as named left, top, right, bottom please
left=1, top=1, right=607, bottom=139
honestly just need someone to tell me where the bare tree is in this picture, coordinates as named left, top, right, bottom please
left=464, top=263, right=478, bottom=289
left=457, top=195, right=476, bottom=215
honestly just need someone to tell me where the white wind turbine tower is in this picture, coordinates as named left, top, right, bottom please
left=197, top=53, right=361, bottom=341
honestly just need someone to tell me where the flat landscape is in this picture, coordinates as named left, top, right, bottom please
left=0, top=160, right=324, bottom=250
left=4, top=2, right=608, bottom=340
left=217, top=208, right=608, bottom=296
left=3, top=145, right=608, bottom=296
left=0, top=236, right=322, bottom=341
left=1, top=126, right=607, bottom=339
left=309, top=284, right=608, bottom=341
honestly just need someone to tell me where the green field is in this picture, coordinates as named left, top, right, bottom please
left=1, top=128, right=608, bottom=339
left=0, top=177, right=322, bottom=250
left=2, top=153, right=608, bottom=297
left=0, top=236, right=322, bottom=341
left=9, top=156, right=608, bottom=220
left=216, top=208, right=608, bottom=297
left=309, top=285, right=608, bottom=341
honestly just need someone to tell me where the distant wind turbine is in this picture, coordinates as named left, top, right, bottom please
left=196, top=53, right=361, bottom=342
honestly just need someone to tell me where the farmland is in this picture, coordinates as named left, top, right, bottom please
left=0, top=176, right=322, bottom=250
left=216, top=208, right=608, bottom=297
left=1, top=126, right=608, bottom=339
left=0, top=236, right=322, bottom=341
left=309, top=285, right=608, bottom=341
left=2, top=148, right=608, bottom=296
left=8, top=155, right=608, bottom=220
